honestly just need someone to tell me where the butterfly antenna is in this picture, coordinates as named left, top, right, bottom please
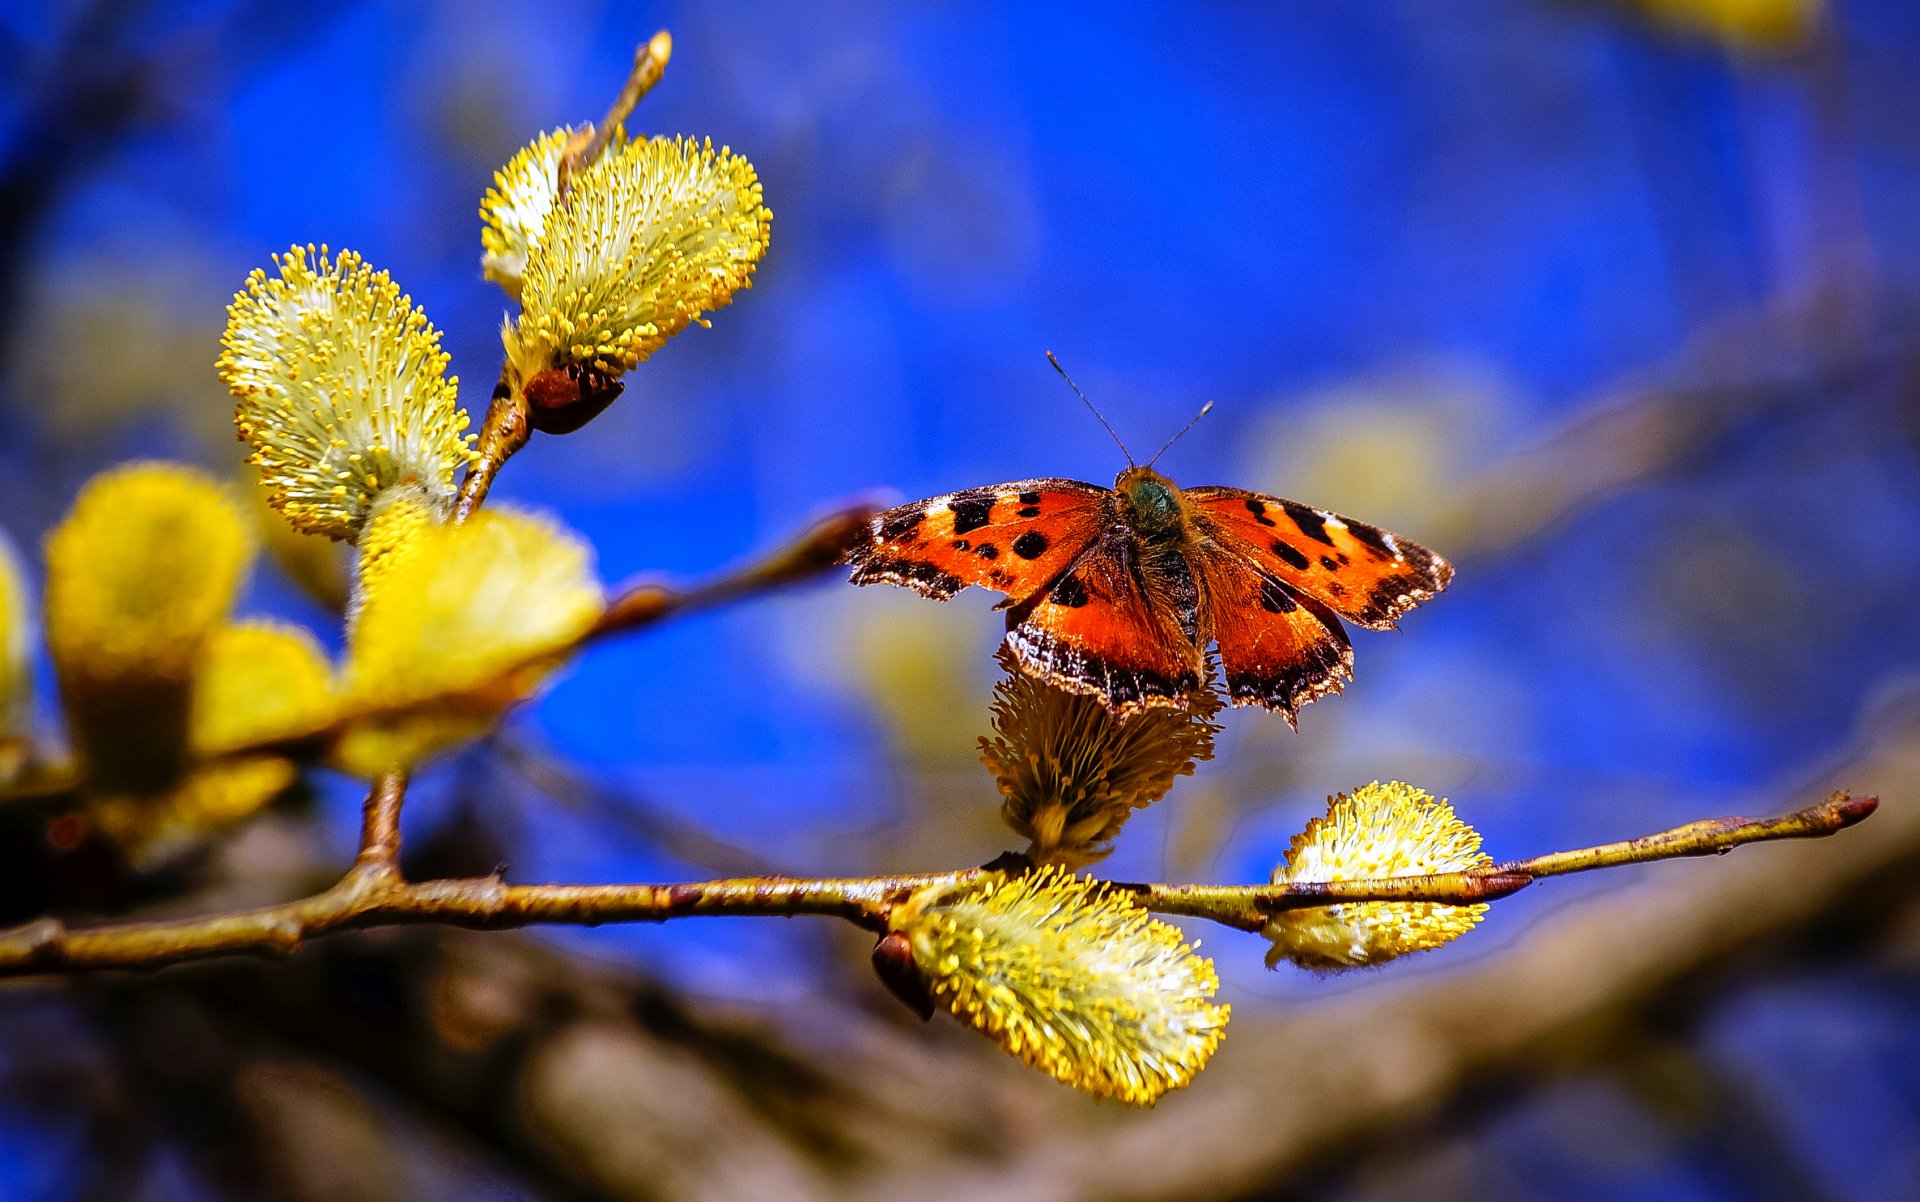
left=1145, top=399, right=1215, bottom=469
left=1046, top=350, right=1134, bottom=466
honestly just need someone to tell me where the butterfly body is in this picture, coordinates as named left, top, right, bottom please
left=845, top=464, right=1451, bottom=721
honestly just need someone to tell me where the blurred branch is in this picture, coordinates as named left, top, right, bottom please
left=591, top=500, right=881, bottom=636
left=0, top=500, right=882, bottom=818
left=0, top=786, right=1873, bottom=978
left=1437, top=291, right=1915, bottom=558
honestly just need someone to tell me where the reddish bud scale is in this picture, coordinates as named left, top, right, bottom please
left=871, top=931, right=935, bottom=1021
left=524, top=366, right=625, bottom=435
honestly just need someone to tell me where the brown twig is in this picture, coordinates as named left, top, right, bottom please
left=0, top=791, right=1873, bottom=979
left=591, top=500, right=880, bottom=636
left=348, top=769, right=407, bottom=883
left=452, top=370, right=529, bottom=521
left=1128, top=791, right=1875, bottom=930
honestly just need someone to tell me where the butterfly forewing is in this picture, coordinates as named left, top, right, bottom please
left=845, top=478, right=1110, bottom=608
left=1005, top=527, right=1204, bottom=713
left=1184, top=486, right=1452, bottom=630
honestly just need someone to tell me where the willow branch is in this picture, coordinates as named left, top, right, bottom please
left=0, top=790, right=1874, bottom=979
left=1128, top=791, right=1876, bottom=931
left=591, top=500, right=880, bottom=635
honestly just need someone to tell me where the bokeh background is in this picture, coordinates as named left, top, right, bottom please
left=3, top=0, right=1920, bottom=1198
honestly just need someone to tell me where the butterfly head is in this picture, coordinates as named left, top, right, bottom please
left=1116, top=465, right=1187, bottom=540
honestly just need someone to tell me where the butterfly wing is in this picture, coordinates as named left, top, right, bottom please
left=1004, top=526, right=1206, bottom=713
left=845, top=479, right=1111, bottom=608
left=1199, top=552, right=1353, bottom=723
left=1184, top=486, right=1452, bottom=630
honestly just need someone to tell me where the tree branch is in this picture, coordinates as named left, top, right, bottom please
left=0, top=790, right=1873, bottom=980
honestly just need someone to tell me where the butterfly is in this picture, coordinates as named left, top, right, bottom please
left=842, top=359, right=1453, bottom=721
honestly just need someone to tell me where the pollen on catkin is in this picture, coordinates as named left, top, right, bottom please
left=220, top=245, right=476, bottom=541
left=334, top=504, right=602, bottom=774
left=1264, top=781, right=1490, bottom=971
left=44, top=464, right=253, bottom=792
left=895, top=867, right=1229, bottom=1105
left=507, top=134, right=770, bottom=382
left=980, top=651, right=1220, bottom=866
left=480, top=126, right=575, bottom=297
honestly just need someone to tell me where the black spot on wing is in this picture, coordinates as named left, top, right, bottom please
left=1245, top=497, right=1277, bottom=527
left=1018, top=490, right=1042, bottom=505
left=1282, top=501, right=1333, bottom=546
left=1319, top=555, right=1341, bottom=572
left=1270, top=540, right=1310, bottom=572
left=975, top=543, right=999, bottom=560
left=1017, top=506, right=1041, bottom=518
left=876, top=507, right=924, bottom=544
left=950, top=494, right=996, bottom=535
left=1012, top=531, right=1049, bottom=560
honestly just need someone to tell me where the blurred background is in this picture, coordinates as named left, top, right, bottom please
left=3, top=0, right=1920, bottom=1198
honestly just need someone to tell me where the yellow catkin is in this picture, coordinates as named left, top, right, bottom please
left=219, top=245, right=476, bottom=541
left=333, top=505, right=602, bottom=774
left=980, top=652, right=1220, bottom=866
left=190, top=620, right=335, bottom=757
left=44, top=463, right=253, bottom=792
left=480, top=126, right=575, bottom=296
left=508, top=135, right=771, bottom=381
left=896, top=868, right=1229, bottom=1105
left=1265, top=781, right=1491, bottom=971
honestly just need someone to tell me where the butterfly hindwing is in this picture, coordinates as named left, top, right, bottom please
left=1005, top=527, right=1204, bottom=714
left=1200, top=551, right=1353, bottom=723
left=845, top=478, right=1110, bottom=607
left=1185, top=486, right=1452, bottom=630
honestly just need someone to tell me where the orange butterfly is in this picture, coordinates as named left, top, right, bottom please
left=843, top=359, right=1453, bottom=721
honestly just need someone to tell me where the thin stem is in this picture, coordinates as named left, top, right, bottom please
left=0, top=792, right=1873, bottom=979
left=1124, top=792, right=1878, bottom=931
left=1135, top=871, right=1533, bottom=932
left=349, top=769, right=408, bottom=883
left=453, top=370, right=529, bottom=522
left=1491, top=790, right=1875, bottom=879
